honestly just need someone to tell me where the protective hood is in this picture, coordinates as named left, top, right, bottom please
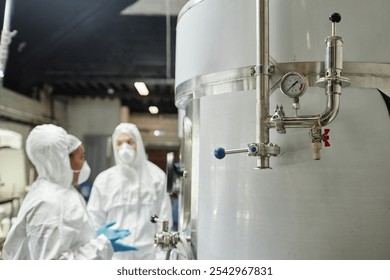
left=66, top=134, right=82, bottom=154
left=112, top=123, right=147, bottom=169
left=26, top=124, right=73, bottom=187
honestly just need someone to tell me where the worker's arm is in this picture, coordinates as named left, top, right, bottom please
left=26, top=201, right=113, bottom=260
left=87, top=178, right=108, bottom=229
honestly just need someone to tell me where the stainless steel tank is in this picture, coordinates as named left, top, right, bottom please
left=175, top=0, right=390, bottom=259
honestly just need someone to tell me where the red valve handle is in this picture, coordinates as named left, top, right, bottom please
left=323, top=128, right=331, bottom=147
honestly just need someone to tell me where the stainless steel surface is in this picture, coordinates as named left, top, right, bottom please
left=175, top=62, right=390, bottom=107
left=180, top=112, right=192, bottom=232
left=189, top=99, right=200, bottom=260
left=175, top=66, right=256, bottom=109
left=325, top=36, right=343, bottom=74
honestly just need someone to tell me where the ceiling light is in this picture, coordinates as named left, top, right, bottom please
left=148, top=106, right=159, bottom=114
left=153, top=130, right=166, bottom=137
left=107, top=88, right=115, bottom=95
left=134, top=82, right=149, bottom=96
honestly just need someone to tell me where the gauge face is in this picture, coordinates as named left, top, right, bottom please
left=280, top=72, right=307, bottom=98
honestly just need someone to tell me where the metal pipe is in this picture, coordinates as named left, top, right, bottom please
left=0, top=0, right=16, bottom=79
left=224, top=148, right=249, bottom=155
left=2, top=0, right=13, bottom=31
left=319, top=90, right=340, bottom=125
left=268, top=92, right=340, bottom=128
left=256, top=0, right=270, bottom=168
left=165, top=0, right=172, bottom=79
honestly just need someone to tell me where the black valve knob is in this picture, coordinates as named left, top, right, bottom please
left=329, top=13, right=341, bottom=23
left=150, top=214, right=158, bottom=223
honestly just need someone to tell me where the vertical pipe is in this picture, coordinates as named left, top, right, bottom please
left=165, top=0, right=172, bottom=79
left=0, top=0, right=14, bottom=80
left=2, top=0, right=13, bottom=32
left=256, top=0, right=270, bottom=168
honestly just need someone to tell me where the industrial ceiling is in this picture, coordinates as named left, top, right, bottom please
left=1, top=0, right=188, bottom=114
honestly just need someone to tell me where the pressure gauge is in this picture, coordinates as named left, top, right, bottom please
left=280, top=72, right=307, bottom=98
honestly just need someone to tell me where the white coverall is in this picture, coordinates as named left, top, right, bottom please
left=2, top=124, right=113, bottom=260
left=87, top=123, right=172, bottom=260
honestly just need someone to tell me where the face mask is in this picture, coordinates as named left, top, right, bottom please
left=118, top=143, right=136, bottom=165
left=73, top=160, right=91, bottom=185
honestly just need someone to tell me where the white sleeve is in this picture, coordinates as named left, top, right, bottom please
left=56, top=235, right=114, bottom=260
left=26, top=204, right=113, bottom=260
left=87, top=179, right=108, bottom=229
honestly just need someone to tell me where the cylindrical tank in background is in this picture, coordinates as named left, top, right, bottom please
left=175, top=0, right=390, bottom=259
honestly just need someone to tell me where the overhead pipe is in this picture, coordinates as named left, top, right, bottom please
left=0, top=0, right=17, bottom=80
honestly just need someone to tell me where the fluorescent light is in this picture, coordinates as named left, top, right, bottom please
left=134, top=82, right=149, bottom=96
left=148, top=106, right=159, bottom=114
left=153, top=130, right=166, bottom=137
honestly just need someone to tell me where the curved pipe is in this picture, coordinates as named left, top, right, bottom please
left=319, top=92, right=340, bottom=125
left=268, top=92, right=340, bottom=128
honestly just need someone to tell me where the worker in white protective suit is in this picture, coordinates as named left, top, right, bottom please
left=2, top=124, right=135, bottom=260
left=67, top=134, right=92, bottom=188
left=87, top=123, right=173, bottom=260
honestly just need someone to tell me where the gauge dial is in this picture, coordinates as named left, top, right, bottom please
left=280, top=72, right=307, bottom=98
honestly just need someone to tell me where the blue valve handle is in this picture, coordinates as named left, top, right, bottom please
left=214, top=147, right=249, bottom=159
left=214, top=147, right=226, bottom=159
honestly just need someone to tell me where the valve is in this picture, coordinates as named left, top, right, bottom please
left=151, top=215, right=193, bottom=259
left=310, top=126, right=322, bottom=160
left=214, top=142, right=280, bottom=160
left=248, top=143, right=259, bottom=156
left=310, top=127, right=331, bottom=160
left=322, top=128, right=331, bottom=147
left=214, top=147, right=249, bottom=159
left=270, top=105, right=286, bottom=134
left=151, top=215, right=179, bottom=251
left=316, top=12, right=350, bottom=90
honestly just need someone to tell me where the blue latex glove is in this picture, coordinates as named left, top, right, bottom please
left=96, top=221, right=138, bottom=252
left=96, top=221, right=130, bottom=241
left=112, top=241, right=139, bottom=252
